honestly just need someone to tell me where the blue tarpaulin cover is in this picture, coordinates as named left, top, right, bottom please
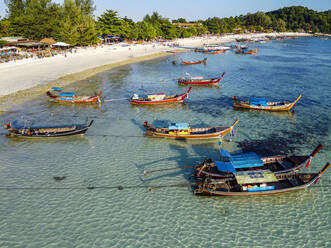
left=247, top=186, right=275, bottom=192
left=250, top=98, right=268, bottom=106
left=219, top=149, right=264, bottom=169
left=51, top=87, right=62, bottom=91
left=215, top=161, right=237, bottom=173
left=168, top=123, right=189, bottom=130
left=59, top=92, right=76, bottom=97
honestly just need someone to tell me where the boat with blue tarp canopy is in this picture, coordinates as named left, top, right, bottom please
left=232, top=95, right=301, bottom=111
left=143, top=120, right=239, bottom=139
left=46, top=89, right=102, bottom=104
left=193, top=163, right=330, bottom=196
left=194, top=145, right=323, bottom=179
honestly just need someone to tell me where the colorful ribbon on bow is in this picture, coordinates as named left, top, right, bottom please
left=218, top=135, right=223, bottom=146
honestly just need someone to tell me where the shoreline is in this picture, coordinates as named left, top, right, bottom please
left=0, top=32, right=317, bottom=112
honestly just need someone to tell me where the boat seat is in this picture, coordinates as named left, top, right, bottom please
left=277, top=159, right=293, bottom=170
left=288, top=178, right=300, bottom=187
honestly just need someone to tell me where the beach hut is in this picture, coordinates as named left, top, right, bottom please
left=40, top=37, right=56, bottom=45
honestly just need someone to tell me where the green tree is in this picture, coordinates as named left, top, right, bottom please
left=136, top=21, right=156, bottom=40
left=172, top=18, right=187, bottom=23
left=96, top=10, right=131, bottom=37
left=0, top=19, right=11, bottom=36
left=74, top=0, right=95, bottom=16
left=275, top=19, right=286, bottom=32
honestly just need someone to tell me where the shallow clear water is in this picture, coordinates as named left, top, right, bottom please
left=0, top=37, right=330, bottom=247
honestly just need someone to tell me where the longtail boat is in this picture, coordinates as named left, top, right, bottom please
left=178, top=72, right=225, bottom=86
left=181, top=57, right=207, bottom=65
left=143, top=119, right=239, bottom=139
left=130, top=87, right=192, bottom=105
left=235, top=48, right=258, bottom=54
left=232, top=95, right=301, bottom=112
left=194, top=144, right=323, bottom=179
left=46, top=88, right=102, bottom=104
left=4, top=120, right=94, bottom=138
left=193, top=162, right=330, bottom=196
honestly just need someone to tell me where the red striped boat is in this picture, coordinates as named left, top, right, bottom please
left=130, top=87, right=192, bottom=105
left=181, top=58, right=207, bottom=65
left=46, top=90, right=102, bottom=104
left=178, top=72, right=225, bottom=86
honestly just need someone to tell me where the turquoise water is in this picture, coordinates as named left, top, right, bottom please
left=0, top=37, right=330, bottom=247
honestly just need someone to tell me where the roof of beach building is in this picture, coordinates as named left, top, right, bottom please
left=1, top=37, right=27, bottom=42
left=173, top=23, right=202, bottom=28
left=40, top=37, right=56, bottom=45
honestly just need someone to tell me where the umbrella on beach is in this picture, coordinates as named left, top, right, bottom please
left=53, top=42, right=70, bottom=47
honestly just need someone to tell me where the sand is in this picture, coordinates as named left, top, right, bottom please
left=0, top=32, right=313, bottom=111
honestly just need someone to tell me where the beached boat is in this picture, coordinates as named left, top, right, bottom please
left=143, top=119, right=239, bottom=139
left=232, top=95, right=301, bottom=111
left=177, top=72, right=225, bottom=86
left=181, top=58, right=207, bottom=65
left=235, top=48, right=258, bottom=54
left=130, top=87, right=192, bottom=105
left=46, top=88, right=102, bottom=104
left=193, top=162, right=330, bottom=196
left=4, top=120, right=94, bottom=138
left=194, top=144, right=323, bottom=179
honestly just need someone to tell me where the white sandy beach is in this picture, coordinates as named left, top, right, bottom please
left=0, top=32, right=313, bottom=99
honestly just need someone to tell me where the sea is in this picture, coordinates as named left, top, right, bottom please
left=0, top=37, right=330, bottom=248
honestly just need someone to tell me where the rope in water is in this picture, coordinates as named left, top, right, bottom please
left=0, top=184, right=330, bottom=192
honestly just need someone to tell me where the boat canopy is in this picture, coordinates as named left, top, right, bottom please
left=235, top=170, right=278, bottom=184
left=10, top=120, right=77, bottom=129
left=215, top=161, right=237, bottom=173
left=59, top=92, right=76, bottom=97
left=250, top=98, right=268, bottom=106
left=169, top=123, right=189, bottom=130
left=219, top=149, right=264, bottom=168
left=51, top=87, right=62, bottom=91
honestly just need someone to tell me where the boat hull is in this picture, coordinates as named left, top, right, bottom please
left=131, top=87, right=191, bottom=105
left=46, top=91, right=102, bottom=104
left=5, top=120, right=94, bottom=138
left=146, top=127, right=232, bottom=139
left=178, top=73, right=225, bottom=86
left=7, top=127, right=89, bottom=138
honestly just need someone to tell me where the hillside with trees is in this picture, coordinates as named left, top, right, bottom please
left=0, top=3, right=330, bottom=46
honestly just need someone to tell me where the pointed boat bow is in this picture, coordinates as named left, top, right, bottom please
left=231, top=119, right=239, bottom=128
left=289, top=94, right=302, bottom=110
left=314, top=163, right=330, bottom=184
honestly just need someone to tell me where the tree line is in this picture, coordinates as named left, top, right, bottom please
left=0, top=2, right=330, bottom=46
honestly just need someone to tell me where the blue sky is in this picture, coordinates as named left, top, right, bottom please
left=1, top=0, right=330, bottom=20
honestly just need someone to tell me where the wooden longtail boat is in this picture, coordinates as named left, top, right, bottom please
left=178, top=72, right=225, bottom=86
left=4, top=120, right=94, bottom=138
left=235, top=48, right=258, bottom=54
left=130, top=87, right=192, bottom=105
left=232, top=95, right=301, bottom=111
left=143, top=119, right=239, bottom=139
left=193, top=162, right=330, bottom=196
left=194, top=144, right=323, bottom=179
left=181, top=58, right=207, bottom=65
left=46, top=90, right=102, bottom=104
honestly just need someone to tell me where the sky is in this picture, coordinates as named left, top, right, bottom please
left=1, top=0, right=330, bottom=21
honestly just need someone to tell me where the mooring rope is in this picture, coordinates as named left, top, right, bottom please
left=0, top=184, right=329, bottom=192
